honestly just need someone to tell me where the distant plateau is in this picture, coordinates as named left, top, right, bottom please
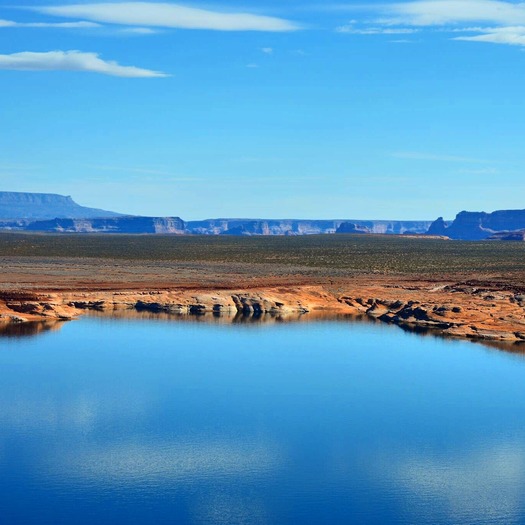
left=1, top=191, right=525, bottom=241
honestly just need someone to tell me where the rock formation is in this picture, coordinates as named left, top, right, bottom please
left=488, top=230, right=525, bottom=241
left=185, top=219, right=343, bottom=235
left=26, top=216, right=185, bottom=234
left=336, top=220, right=432, bottom=235
left=0, top=191, right=121, bottom=220
left=0, top=191, right=435, bottom=235
left=427, top=209, right=525, bottom=240
left=186, top=219, right=433, bottom=236
left=426, top=216, right=448, bottom=236
left=334, top=222, right=369, bottom=234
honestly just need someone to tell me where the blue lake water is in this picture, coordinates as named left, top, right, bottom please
left=1, top=315, right=525, bottom=524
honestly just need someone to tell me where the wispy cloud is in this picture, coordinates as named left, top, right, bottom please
left=377, top=0, right=525, bottom=27
left=336, top=24, right=419, bottom=34
left=119, top=27, right=160, bottom=35
left=261, top=47, right=274, bottom=54
left=335, top=1, right=525, bottom=47
left=0, top=19, right=100, bottom=28
left=0, top=50, right=169, bottom=77
left=33, top=2, right=301, bottom=32
left=454, top=25, right=525, bottom=46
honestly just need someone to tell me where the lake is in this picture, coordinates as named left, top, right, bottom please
left=1, top=315, right=525, bottom=524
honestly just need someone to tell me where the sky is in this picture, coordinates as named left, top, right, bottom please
left=1, top=0, right=525, bottom=220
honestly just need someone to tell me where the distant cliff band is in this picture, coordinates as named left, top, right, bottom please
left=1, top=191, right=525, bottom=240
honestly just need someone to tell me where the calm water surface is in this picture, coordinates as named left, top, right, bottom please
left=1, top=316, right=525, bottom=524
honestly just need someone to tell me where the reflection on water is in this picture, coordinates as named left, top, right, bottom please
left=87, top=308, right=359, bottom=325
left=3, top=309, right=525, bottom=357
left=0, top=319, right=63, bottom=338
left=377, top=443, right=525, bottom=524
left=1, top=317, right=525, bottom=524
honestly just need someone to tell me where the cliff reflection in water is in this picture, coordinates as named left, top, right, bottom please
left=0, top=320, right=63, bottom=338
left=85, top=308, right=366, bottom=327
left=0, top=310, right=365, bottom=339
left=2, top=309, right=525, bottom=357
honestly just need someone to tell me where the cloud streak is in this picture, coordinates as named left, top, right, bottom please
left=379, top=0, right=525, bottom=27
left=454, top=25, right=525, bottom=46
left=336, top=1, right=525, bottom=47
left=336, top=25, right=419, bottom=34
left=0, top=19, right=100, bottom=28
left=0, top=50, right=169, bottom=77
left=34, top=2, right=301, bottom=32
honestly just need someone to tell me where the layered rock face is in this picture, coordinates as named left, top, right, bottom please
left=488, top=230, right=525, bottom=241
left=0, top=191, right=121, bottom=220
left=0, top=191, right=438, bottom=236
left=186, top=219, right=433, bottom=236
left=335, top=223, right=369, bottom=234
left=336, top=220, right=432, bottom=235
left=427, top=210, right=525, bottom=240
left=185, top=219, right=343, bottom=235
left=26, top=216, right=185, bottom=234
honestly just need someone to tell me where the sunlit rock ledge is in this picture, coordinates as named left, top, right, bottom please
left=2, top=282, right=525, bottom=349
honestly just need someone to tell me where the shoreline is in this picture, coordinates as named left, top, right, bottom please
left=2, top=278, right=525, bottom=347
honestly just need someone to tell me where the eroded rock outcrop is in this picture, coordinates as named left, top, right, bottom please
left=0, top=191, right=121, bottom=220
left=187, top=219, right=433, bottom=236
left=3, top=279, right=525, bottom=346
left=26, top=216, right=185, bottom=234
left=335, top=220, right=433, bottom=235
left=427, top=209, right=525, bottom=240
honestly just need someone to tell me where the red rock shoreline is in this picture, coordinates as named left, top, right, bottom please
left=2, top=279, right=525, bottom=346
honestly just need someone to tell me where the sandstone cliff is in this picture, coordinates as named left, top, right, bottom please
left=427, top=209, right=525, bottom=240
left=336, top=220, right=432, bottom=235
left=26, top=216, right=185, bottom=234
left=187, top=219, right=433, bottom=236
left=0, top=191, right=121, bottom=220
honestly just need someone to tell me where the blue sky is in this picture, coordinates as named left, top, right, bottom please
left=1, top=0, right=525, bottom=219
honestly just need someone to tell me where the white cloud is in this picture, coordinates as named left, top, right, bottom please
left=334, top=1, right=525, bottom=47
left=35, top=2, right=301, bottom=32
left=379, top=0, right=525, bottom=27
left=0, top=19, right=100, bottom=28
left=261, top=47, right=273, bottom=54
left=120, top=27, right=160, bottom=35
left=0, top=50, right=168, bottom=77
left=454, top=25, right=525, bottom=46
left=336, top=24, right=419, bottom=34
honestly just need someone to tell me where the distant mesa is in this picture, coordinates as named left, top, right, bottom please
left=488, top=230, right=525, bottom=241
left=335, top=220, right=432, bottom=235
left=0, top=190, right=434, bottom=236
left=335, top=222, right=368, bottom=234
left=426, top=216, right=448, bottom=236
left=6, top=191, right=525, bottom=240
left=426, top=209, right=525, bottom=240
left=25, top=216, right=185, bottom=234
left=188, top=219, right=347, bottom=236
left=0, top=191, right=121, bottom=221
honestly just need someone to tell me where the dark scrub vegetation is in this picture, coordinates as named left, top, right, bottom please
left=1, top=232, right=525, bottom=276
